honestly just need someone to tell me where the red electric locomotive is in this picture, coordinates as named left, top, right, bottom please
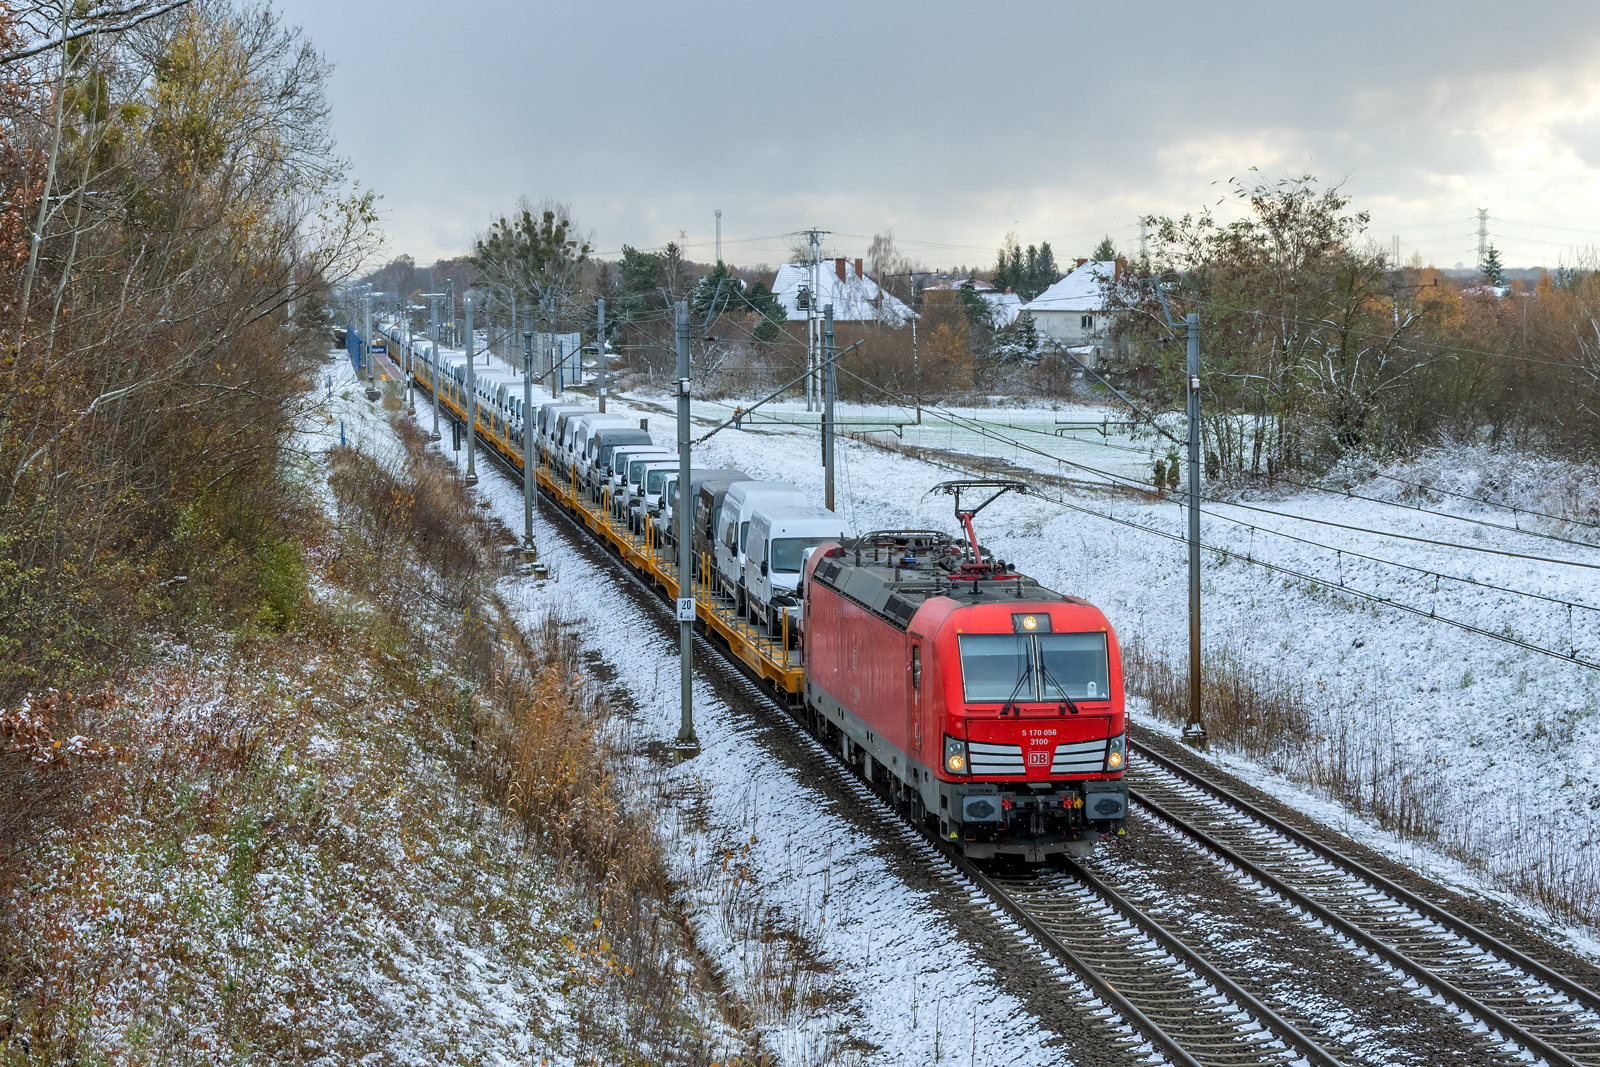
left=801, top=481, right=1127, bottom=861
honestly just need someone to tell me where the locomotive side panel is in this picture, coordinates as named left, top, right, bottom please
left=806, top=580, right=912, bottom=755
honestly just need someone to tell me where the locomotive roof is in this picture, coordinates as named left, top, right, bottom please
left=809, top=529, right=1084, bottom=632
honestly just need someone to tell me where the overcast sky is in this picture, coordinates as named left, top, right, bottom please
left=272, top=0, right=1600, bottom=272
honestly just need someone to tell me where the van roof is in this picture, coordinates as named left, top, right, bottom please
left=594, top=428, right=653, bottom=444
left=726, top=480, right=803, bottom=502
left=753, top=505, right=845, bottom=529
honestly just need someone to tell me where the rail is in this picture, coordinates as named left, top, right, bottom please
left=1129, top=737, right=1600, bottom=1067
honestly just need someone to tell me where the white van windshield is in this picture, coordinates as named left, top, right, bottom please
left=740, top=521, right=750, bottom=552
left=647, top=469, right=669, bottom=494
left=771, top=536, right=830, bottom=574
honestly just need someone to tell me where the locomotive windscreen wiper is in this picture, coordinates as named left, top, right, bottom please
left=1001, top=642, right=1034, bottom=713
left=1038, top=661, right=1081, bottom=715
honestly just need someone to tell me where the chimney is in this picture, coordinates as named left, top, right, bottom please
left=1076, top=257, right=1087, bottom=268
left=835, top=257, right=846, bottom=281
left=1114, top=257, right=1126, bottom=282
left=854, top=258, right=863, bottom=279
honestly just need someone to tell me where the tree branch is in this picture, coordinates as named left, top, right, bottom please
left=1, top=2, right=192, bottom=65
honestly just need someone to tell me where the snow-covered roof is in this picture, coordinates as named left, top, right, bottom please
left=772, top=260, right=912, bottom=325
left=982, top=290, right=1023, bottom=328
left=1020, top=260, right=1118, bottom=313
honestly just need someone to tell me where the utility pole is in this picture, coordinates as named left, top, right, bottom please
left=911, top=318, right=920, bottom=424
left=1477, top=208, right=1489, bottom=269
left=523, top=329, right=535, bottom=548
left=363, top=293, right=378, bottom=400
left=1183, top=312, right=1206, bottom=751
left=715, top=208, right=722, bottom=263
left=1139, top=218, right=1149, bottom=266
left=597, top=297, right=607, bottom=413
left=464, top=296, right=478, bottom=486
left=426, top=293, right=442, bottom=440
left=809, top=230, right=821, bottom=412
left=673, top=301, right=699, bottom=761
left=823, top=303, right=836, bottom=511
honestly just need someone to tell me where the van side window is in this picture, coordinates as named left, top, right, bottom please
left=911, top=646, right=921, bottom=690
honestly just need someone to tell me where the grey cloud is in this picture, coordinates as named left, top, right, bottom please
left=274, top=0, right=1600, bottom=267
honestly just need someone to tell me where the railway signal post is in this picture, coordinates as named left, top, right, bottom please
left=1184, top=312, right=1208, bottom=751
left=522, top=330, right=535, bottom=551
left=464, top=296, right=477, bottom=487
left=674, top=300, right=700, bottom=762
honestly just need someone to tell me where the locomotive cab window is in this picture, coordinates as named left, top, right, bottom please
left=1038, top=633, right=1111, bottom=701
left=959, top=634, right=1033, bottom=703
left=959, top=632, right=1110, bottom=703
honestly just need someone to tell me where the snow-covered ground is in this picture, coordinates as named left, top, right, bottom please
left=359, top=340, right=1600, bottom=1050
left=561, top=383, right=1600, bottom=957
left=329, top=354, right=1103, bottom=1063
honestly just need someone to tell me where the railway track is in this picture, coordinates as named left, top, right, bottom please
left=492, top=432, right=1347, bottom=1067
left=432, top=394, right=1600, bottom=1067
left=1124, top=739, right=1600, bottom=1067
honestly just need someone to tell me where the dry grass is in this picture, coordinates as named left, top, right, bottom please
left=1124, top=634, right=1600, bottom=928
left=324, top=413, right=760, bottom=1064
left=0, top=409, right=759, bottom=1065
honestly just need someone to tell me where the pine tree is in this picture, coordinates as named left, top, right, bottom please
left=1091, top=236, right=1117, bottom=262
left=958, top=276, right=992, bottom=330
left=1480, top=245, right=1505, bottom=287
left=692, top=260, right=737, bottom=320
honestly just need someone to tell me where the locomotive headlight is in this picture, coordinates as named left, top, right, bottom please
left=1106, top=732, right=1126, bottom=771
left=944, top=734, right=969, bottom=776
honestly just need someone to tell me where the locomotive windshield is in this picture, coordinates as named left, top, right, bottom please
left=960, top=632, right=1110, bottom=703
left=770, top=536, right=831, bottom=573
left=1038, top=633, right=1110, bottom=701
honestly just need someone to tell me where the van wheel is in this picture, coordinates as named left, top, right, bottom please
left=735, top=589, right=746, bottom=617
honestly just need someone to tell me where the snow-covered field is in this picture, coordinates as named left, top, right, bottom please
left=561, top=381, right=1600, bottom=957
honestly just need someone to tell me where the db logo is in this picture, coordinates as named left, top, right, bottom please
left=1027, top=751, right=1049, bottom=767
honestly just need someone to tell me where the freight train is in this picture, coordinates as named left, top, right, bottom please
left=392, top=330, right=1128, bottom=861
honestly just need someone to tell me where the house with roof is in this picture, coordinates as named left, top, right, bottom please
left=1019, top=259, right=1121, bottom=347
left=772, top=257, right=912, bottom=326
left=983, top=289, right=1024, bottom=328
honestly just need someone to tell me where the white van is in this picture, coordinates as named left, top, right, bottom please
left=554, top=407, right=597, bottom=474
left=715, top=481, right=809, bottom=611
left=611, top=447, right=674, bottom=521
left=587, top=427, right=652, bottom=498
left=571, top=413, right=634, bottom=486
left=744, top=506, right=851, bottom=641
left=537, top=403, right=587, bottom=466
left=631, top=460, right=681, bottom=533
